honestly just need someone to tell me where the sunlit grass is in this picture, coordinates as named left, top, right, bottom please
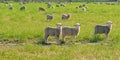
left=0, top=2, right=120, bottom=60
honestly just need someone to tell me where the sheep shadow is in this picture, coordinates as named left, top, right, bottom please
left=81, top=35, right=105, bottom=43
left=90, top=35, right=105, bottom=43
left=36, top=39, right=65, bottom=46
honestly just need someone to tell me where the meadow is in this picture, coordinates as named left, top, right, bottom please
left=0, top=2, right=120, bottom=60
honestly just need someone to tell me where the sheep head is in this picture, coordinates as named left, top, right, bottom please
left=106, top=21, right=112, bottom=29
left=74, top=23, right=81, bottom=30
left=56, top=23, right=62, bottom=29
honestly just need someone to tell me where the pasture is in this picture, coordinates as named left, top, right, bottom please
left=0, top=2, right=120, bottom=60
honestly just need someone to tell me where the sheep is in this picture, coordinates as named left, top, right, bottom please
left=44, top=23, right=62, bottom=44
left=62, top=14, right=71, bottom=20
left=56, top=4, right=60, bottom=7
left=76, top=5, right=87, bottom=11
left=4, top=1, right=8, bottom=4
left=79, top=5, right=82, bottom=8
left=82, top=4, right=86, bottom=7
left=76, top=6, right=79, bottom=9
left=94, top=2, right=101, bottom=5
left=105, top=2, right=111, bottom=5
left=9, top=6, right=13, bottom=10
left=38, top=7, right=46, bottom=11
left=62, top=23, right=81, bottom=42
left=47, top=2, right=52, bottom=8
left=3, top=1, right=8, bottom=6
left=46, top=14, right=53, bottom=21
left=82, top=7, right=87, bottom=11
left=75, top=5, right=82, bottom=9
left=94, top=21, right=112, bottom=39
left=20, top=6, right=26, bottom=10
left=60, top=3, right=66, bottom=7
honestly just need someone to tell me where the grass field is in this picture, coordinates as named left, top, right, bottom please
left=0, top=2, right=120, bottom=60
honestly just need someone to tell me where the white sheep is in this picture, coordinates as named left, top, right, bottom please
left=62, top=23, right=81, bottom=42
left=46, top=14, right=53, bottom=21
left=44, top=23, right=62, bottom=44
left=47, top=2, right=52, bottom=8
left=94, top=21, right=112, bottom=39
left=62, top=14, right=71, bottom=20
left=38, top=7, right=46, bottom=11
left=82, top=7, right=87, bottom=11
left=20, top=6, right=26, bottom=10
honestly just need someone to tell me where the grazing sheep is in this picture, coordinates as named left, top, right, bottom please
left=82, top=4, right=86, bottom=7
left=9, top=6, right=13, bottom=10
left=56, top=4, right=60, bottom=7
left=4, top=1, right=8, bottom=6
left=4, top=1, right=8, bottom=4
left=20, top=6, right=26, bottom=10
left=44, top=23, right=62, bottom=44
left=38, top=7, right=46, bottom=11
left=62, top=23, right=81, bottom=42
left=79, top=5, right=82, bottom=8
left=82, top=7, right=87, bottom=11
left=46, top=14, right=53, bottom=21
left=62, top=14, right=71, bottom=20
left=94, top=2, right=101, bottom=5
left=105, top=2, right=111, bottom=5
left=76, top=4, right=87, bottom=11
left=47, top=3, right=52, bottom=8
left=60, top=3, right=66, bottom=7
left=94, top=21, right=112, bottom=38
left=76, top=6, right=79, bottom=9
left=19, top=2, right=23, bottom=5
left=76, top=5, right=82, bottom=9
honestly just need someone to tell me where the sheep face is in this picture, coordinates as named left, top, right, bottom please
left=74, top=23, right=81, bottom=35
left=74, top=23, right=81, bottom=29
left=56, top=23, right=62, bottom=29
left=106, top=21, right=112, bottom=28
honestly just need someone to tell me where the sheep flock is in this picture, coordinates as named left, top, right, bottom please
left=44, top=21, right=112, bottom=44
left=1, top=1, right=115, bottom=44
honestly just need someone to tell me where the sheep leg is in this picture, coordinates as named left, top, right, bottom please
left=94, top=33, right=97, bottom=38
left=56, top=35, right=60, bottom=44
left=44, top=35, right=49, bottom=43
left=62, top=35, right=65, bottom=42
left=105, top=33, right=109, bottom=39
left=74, top=36, right=76, bottom=42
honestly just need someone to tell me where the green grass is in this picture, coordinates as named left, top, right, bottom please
left=0, top=2, right=120, bottom=60
left=0, top=44, right=120, bottom=60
